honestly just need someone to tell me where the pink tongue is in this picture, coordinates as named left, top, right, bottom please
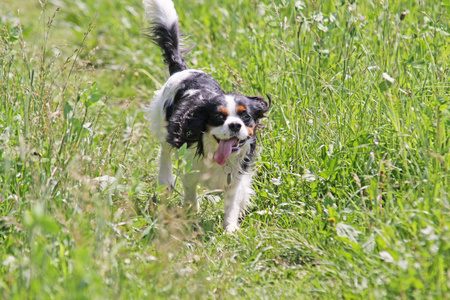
left=214, top=138, right=236, bottom=165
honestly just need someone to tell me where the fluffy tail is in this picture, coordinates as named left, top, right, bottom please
left=143, top=0, right=189, bottom=75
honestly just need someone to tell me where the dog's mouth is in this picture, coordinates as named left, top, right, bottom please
left=213, top=136, right=248, bottom=165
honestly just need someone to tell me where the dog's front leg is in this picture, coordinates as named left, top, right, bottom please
left=157, top=142, right=175, bottom=192
left=224, top=187, right=242, bottom=233
left=223, top=188, right=244, bottom=233
left=224, top=176, right=252, bottom=233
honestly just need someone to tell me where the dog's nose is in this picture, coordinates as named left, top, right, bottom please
left=228, top=122, right=242, bottom=132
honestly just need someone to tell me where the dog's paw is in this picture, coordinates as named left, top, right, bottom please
left=224, top=224, right=240, bottom=234
left=156, top=176, right=174, bottom=193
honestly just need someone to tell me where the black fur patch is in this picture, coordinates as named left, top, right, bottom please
left=234, top=94, right=269, bottom=124
left=145, top=22, right=188, bottom=75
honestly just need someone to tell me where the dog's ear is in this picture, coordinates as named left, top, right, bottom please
left=183, top=106, right=208, bottom=142
left=166, top=105, right=208, bottom=148
left=246, top=95, right=270, bottom=119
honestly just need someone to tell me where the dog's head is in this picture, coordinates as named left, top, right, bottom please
left=169, top=93, right=269, bottom=165
left=207, top=94, right=269, bottom=165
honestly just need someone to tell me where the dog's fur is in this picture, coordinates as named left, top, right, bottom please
left=143, top=0, right=269, bottom=233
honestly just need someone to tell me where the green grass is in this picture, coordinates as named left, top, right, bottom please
left=1, top=0, right=449, bottom=298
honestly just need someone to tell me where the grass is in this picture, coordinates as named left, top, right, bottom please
left=1, top=0, right=449, bottom=298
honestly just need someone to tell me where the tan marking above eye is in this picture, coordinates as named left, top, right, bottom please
left=237, top=105, right=247, bottom=113
left=219, top=107, right=229, bottom=115
left=246, top=126, right=255, bottom=136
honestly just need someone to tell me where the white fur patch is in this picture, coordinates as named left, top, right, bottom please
left=224, top=95, right=237, bottom=116
left=143, top=0, right=178, bottom=27
left=183, top=89, right=200, bottom=98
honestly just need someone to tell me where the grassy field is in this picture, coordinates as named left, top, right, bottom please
left=1, top=0, right=449, bottom=298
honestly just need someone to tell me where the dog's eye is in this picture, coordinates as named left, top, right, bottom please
left=239, top=112, right=252, bottom=122
left=215, top=112, right=226, bottom=120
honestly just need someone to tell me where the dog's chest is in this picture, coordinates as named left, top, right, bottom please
left=193, top=154, right=236, bottom=190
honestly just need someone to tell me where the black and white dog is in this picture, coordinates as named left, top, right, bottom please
left=143, top=0, right=269, bottom=232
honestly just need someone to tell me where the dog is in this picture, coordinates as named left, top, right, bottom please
left=143, top=0, right=269, bottom=233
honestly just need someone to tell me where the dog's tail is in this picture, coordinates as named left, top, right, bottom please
left=143, top=0, right=188, bottom=75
